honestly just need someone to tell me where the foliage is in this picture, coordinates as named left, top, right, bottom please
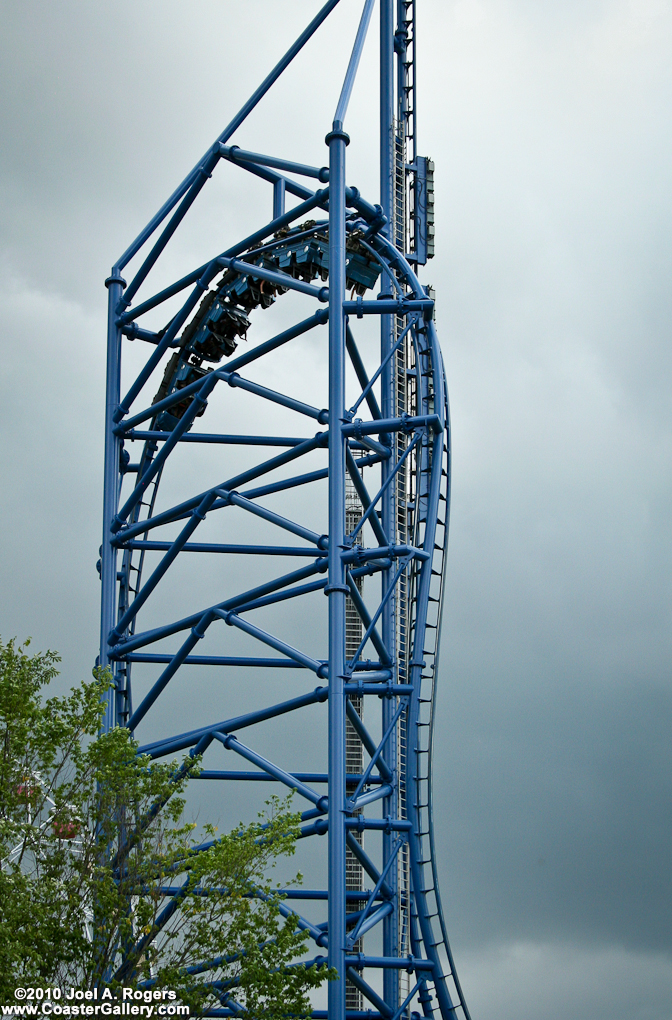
left=0, top=638, right=330, bottom=1016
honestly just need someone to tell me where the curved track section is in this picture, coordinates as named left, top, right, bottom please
left=99, top=3, right=471, bottom=1018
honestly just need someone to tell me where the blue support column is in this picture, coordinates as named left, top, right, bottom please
left=379, top=0, right=400, bottom=1009
left=100, top=271, right=124, bottom=730
left=380, top=0, right=395, bottom=233
left=273, top=177, right=286, bottom=219
left=326, top=120, right=349, bottom=1020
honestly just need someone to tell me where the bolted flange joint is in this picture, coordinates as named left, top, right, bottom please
left=325, top=127, right=350, bottom=147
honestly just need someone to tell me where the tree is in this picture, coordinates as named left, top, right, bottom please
left=0, top=638, right=330, bottom=1015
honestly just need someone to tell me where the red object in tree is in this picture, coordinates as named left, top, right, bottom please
left=16, top=781, right=39, bottom=802
left=52, top=818, right=79, bottom=840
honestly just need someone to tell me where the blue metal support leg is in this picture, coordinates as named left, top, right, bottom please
left=326, top=119, right=349, bottom=1020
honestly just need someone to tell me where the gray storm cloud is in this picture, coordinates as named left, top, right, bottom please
left=1, top=2, right=670, bottom=1017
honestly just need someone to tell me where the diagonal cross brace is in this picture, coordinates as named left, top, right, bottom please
left=347, top=558, right=409, bottom=669
left=346, top=835, right=405, bottom=948
left=347, top=700, right=406, bottom=808
left=212, top=731, right=327, bottom=811
left=215, top=489, right=327, bottom=549
left=214, top=609, right=327, bottom=677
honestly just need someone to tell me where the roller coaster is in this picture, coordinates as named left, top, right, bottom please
left=99, top=2, right=471, bottom=1017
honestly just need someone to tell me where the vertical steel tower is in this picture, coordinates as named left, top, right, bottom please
left=99, top=2, right=470, bottom=1017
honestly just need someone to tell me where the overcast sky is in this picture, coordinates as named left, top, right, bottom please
left=1, top=2, right=671, bottom=1018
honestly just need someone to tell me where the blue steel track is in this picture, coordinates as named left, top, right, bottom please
left=99, top=2, right=471, bottom=1018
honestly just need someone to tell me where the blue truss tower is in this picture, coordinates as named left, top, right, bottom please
left=99, top=2, right=471, bottom=1018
